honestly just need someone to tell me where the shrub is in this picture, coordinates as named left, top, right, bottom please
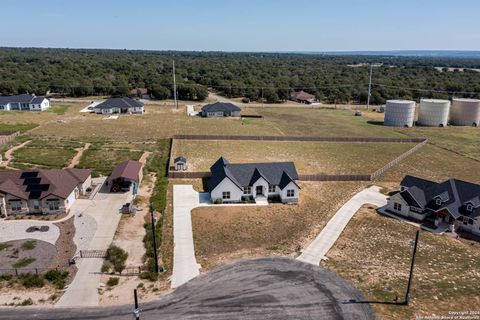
left=19, top=273, right=44, bottom=288
left=0, top=243, right=12, bottom=251
left=20, top=298, right=33, bottom=306
left=101, top=261, right=111, bottom=273
left=106, top=277, right=119, bottom=287
left=105, top=245, right=128, bottom=273
left=21, top=240, right=37, bottom=251
left=139, top=271, right=158, bottom=282
left=0, top=274, right=13, bottom=281
left=13, top=257, right=36, bottom=268
left=241, top=97, right=250, bottom=103
left=44, top=269, right=69, bottom=289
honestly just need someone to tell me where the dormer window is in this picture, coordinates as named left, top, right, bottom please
left=466, top=204, right=473, bottom=212
left=435, top=198, right=442, bottom=205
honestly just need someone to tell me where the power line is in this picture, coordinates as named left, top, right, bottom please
left=372, top=83, right=480, bottom=95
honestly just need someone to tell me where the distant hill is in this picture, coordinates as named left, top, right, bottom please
left=304, top=51, right=480, bottom=58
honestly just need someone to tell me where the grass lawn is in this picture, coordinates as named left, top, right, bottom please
left=0, top=123, right=38, bottom=133
left=191, top=181, right=368, bottom=271
left=48, top=104, right=69, bottom=115
left=77, top=147, right=143, bottom=176
left=171, top=140, right=417, bottom=175
left=323, top=206, right=480, bottom=319
left=12, top=147, right=77, bottom=168
left=377, top=144, right=480, bottom=184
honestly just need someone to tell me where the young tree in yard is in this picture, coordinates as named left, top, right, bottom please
left=263, top=87, right=279, bottom=103
left=106, top=245, right=128, bottom=273
left=150, top=85, right=171, bottom=100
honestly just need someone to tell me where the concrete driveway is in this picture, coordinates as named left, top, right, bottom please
left=0, top=221, right=60, bottom=245
left=56, top=182, right=132, bottom=308
left=298, top=186, right=387, bottom=265
left=171, top=185, right=201, bottom=288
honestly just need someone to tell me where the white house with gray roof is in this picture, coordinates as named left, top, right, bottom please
left=387, top=175, right=480, bottom=236
left=201, top=102, right=241, bottom=117
left=0, top=94, right=50, bottom=111
left=208, top=157, right=300, bottom=204
left=93, top=97, right=144, bottom=114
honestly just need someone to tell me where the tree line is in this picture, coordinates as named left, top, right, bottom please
left=1, top=47, right=480, bottom=104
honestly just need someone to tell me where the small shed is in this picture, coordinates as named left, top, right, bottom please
left=174, top=156, right=187, bottom=171
left=107, top=160, right=143, bottom=194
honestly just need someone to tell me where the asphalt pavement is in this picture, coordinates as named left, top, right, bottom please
left=0, top=257, right=373, bottom=320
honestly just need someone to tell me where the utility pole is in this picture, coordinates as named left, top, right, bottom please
left=150, top=204, right=159, bottom=273
left=367, top=63, right=373, bottom=111
left=261, top=87, right=264, bottom=107
left=173, top=60, right=178, bottom=109
left=133, top=289, right=140, bottom=319
left=405, top=230, right=420, bottom=305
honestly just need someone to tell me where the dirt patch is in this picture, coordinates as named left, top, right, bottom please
left=323, top=205, right=480, bottom=319
left=191, top=181, right=368, bottom=271
left=67, top=142, right=91, bottom=168
left=51, top=217, right=77, bottom=276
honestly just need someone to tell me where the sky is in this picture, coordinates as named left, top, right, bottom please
left=1, top=0, right=480, bottom=52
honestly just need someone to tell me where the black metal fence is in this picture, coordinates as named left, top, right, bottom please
left=79, top=250, right=107, bottom=258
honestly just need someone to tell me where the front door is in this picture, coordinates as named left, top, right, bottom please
left=256, top=185, right=263, bottom=196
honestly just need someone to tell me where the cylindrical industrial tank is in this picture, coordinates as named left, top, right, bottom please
left=384, top=100, right=416, bottom=127
left=418, top=99, right=450, bottom=127
left=450, top=98, right=480, bottom=126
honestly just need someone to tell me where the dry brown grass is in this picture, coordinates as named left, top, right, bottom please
left=324, top=206, right=480, bottom=320
left=191, top=181, right=368, bottom=271
left=171, top=139, right=416, bottom=175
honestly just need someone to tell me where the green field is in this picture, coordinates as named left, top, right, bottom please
left=77, top=147, right=143, bottom=176
left=12, top=147, right=77, bottom=168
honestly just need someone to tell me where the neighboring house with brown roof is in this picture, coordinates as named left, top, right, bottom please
left=107, top=160, right=143, bottom=193
left=0, top=168, right=92, bottom=217
left=290, top=90, right=317, bottom=104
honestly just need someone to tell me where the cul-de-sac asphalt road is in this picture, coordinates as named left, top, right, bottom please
left=0, top=258, right=373, bottom=320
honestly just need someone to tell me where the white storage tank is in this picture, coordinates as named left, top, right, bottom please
left=418, top=99, right=450, bottom=127
left=450, top=98, right=480, bottom=126
left=384, top=100, right=416, bottom=127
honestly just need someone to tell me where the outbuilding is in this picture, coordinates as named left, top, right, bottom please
left=174, top=156, right=187, bottom=171
left=107, top=160, right=143, bottom=194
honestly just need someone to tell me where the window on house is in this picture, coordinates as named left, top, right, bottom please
left=394, top=203, right=402, bottom=211
left=48, top=201, right=60, bottom=211
left=268, top=185, right=276, bottom=193
left=222, top=192, right=231, bottom=200
left=10, top=201, right=22, bottom=211
left=466, top=204, right=473, bottom=212
left=435, top=198, right=442, bottom=205
left=286, top=189, right=295, bottom=197
left=33, top=200, right=40, bottom=210
left=243, top=186, right=251, bottom=195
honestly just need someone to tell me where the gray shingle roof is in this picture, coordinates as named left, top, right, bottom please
left=201, top=102, right=241, bottom=113
left=174, top=156, right=187, bottom=163
left=208, top=157, right=298, bottom=191
left=399, top=175, right=480, bottom=219
left=95, top=97, right=144, bottom=110
left=0, top=94, right=45, bottom=105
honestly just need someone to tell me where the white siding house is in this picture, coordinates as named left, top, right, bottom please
left=0, top=94, right=50, bottom=112
left=208, top=157, right=300, bottom=204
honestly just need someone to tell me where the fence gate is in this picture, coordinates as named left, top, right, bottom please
left=79, top=250, right=107, bottom=258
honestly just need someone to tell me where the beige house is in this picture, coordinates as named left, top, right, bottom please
left=0, top=169, right=92, bottom=217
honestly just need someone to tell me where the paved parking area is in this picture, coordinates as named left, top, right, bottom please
left=56, top=182, right=132, bottom=308
left=0, top=220, right=60, bottom=245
